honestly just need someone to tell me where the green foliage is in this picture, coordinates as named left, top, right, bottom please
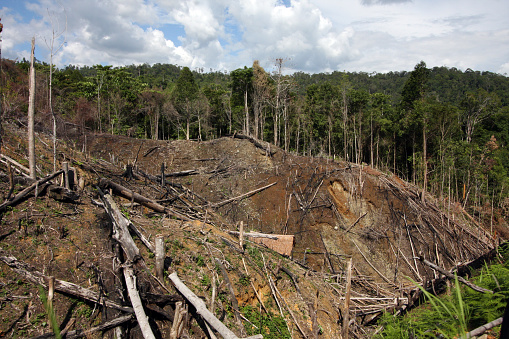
left=241, top=305, right=291, bottom=338
left=377, top=255, right=509, bottom=338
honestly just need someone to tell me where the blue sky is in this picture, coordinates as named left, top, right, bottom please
left=1, top=0, right=508, bottom=75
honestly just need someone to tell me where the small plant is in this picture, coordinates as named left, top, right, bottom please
left=38, top=286, right=61, bottom=339
left=241, top=305, right=291, bottom=338
left=195, top=254, right=206, bottom=267
left=201, top=275, right=211, bottom=286
left=238, top=274, right=250, bottom=286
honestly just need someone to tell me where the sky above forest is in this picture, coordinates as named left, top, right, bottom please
left=1, top=0, right=508, bottom=75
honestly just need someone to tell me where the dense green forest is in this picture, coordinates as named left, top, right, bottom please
left=2, top=58, right=509, bottom=214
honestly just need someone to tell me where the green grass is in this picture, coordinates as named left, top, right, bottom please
left=376, top=245, right=509, bottom=338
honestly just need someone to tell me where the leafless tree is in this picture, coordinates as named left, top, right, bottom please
left=44, top=7, right=67, bottom=172
left=28, top=37, right=36, bottom=179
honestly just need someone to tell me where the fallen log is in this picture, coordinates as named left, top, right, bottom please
left=65, top=314, right=133, bottom=339
left=418, top=256, right=493, bottom=294
left=100, top=193, right=140, bottom=261
left=0, top=170, right=64, bottom=212
left=168, top=271, right=263, bottom=339
left=466, top=316, right=503, bottom=338
left=226, top=134, right=276, bottom=156
left=0, top=154, right=31, bottom=176
left=228, top=231, right=279, bottom=240
left=212, top=182, right=277, bottom=208
left=99, top=191, right=157, bottom=339
left=124, top=265, right=156, bottom=339
left=0, top=254, right=133, bottom=313
left=162, top=169, right=199, bottom=178
left=99, top=178, right=192, bottom=221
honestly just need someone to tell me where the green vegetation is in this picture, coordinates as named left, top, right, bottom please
left=376, top=245, right=509, bottom=338
left=241, top=305, right=291, bottom=338
left=3, top=58, right=509, bottom=216
left=38, top=286, right=61, bottom=339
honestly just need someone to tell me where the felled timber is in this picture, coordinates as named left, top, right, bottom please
left=168, top=271, right=263, bottom=339
left=0, top=254, right=133, bottom=313
left=0, top=170, right=64, bottom=212
left=65, top=314, right=134, bottom=339
left=226, top=133, right=276, bottom=156
left=211, top=182, right=277, bottom=208
left=99, top=178, right=192, bottom=221
left=99, top=192, right=156, bottom=339
left=124, top=265, right=156, bottom=339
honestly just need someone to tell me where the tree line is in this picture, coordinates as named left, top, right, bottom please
left=2, top=57, right=509, bottom=212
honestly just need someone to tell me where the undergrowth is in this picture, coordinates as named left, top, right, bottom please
left=241, top=305, right=291, bottom=338
left=375, top=244, right=509, bottom=338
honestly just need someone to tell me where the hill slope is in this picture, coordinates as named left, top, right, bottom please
left=0, top=123, right=499, bottom=338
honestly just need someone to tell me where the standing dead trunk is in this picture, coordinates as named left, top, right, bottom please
left=155, top=235, right=165, bottom=281
left=28, top=37, right=36, bottom=179
left=342, top=258, right=352, bottom=339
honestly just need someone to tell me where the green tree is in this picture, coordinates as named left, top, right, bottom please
left=173, top=67, right=199, bottom=140
left=230, top=67, right=253, bottom=135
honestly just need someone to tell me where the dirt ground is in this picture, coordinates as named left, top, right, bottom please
left=0, top=122, right=503, bottom=338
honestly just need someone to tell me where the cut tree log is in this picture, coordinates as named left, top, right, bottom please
left=227, top=231, right=279, bottom=240
left=0, top=170, right=64, bottom=212
left=226, top=133, right=276, bottom=156
left=215, top=258, right=247, bottom=336
left=99, top=178, right=192, bottom=221
left=168, top=271, right=263, bottom=339
left=99, top=191, right=157, bottom=339
left=466, top=316, right=503, bottom=338
left=124, top=265, right=156, bottom=339
left=0, top=254, right=133, bottom=313
left=100, top=194, right=140, bottom=261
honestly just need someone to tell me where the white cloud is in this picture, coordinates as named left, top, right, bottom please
left=1, top=0, right=508, bottom=74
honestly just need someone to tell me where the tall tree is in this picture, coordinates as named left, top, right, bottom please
left=270, top=58, right=292, bottom=148
left=461, top=88, right=500, bottom=143
left=252, top=60, right=270, bottom=140
left=400, top=61, right=430, bottom=201
left=230, top=67, right=253, bottom=136
left=173, top=67, right=199, bottom=140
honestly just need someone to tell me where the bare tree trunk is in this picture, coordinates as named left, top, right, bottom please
left=422, top=118, right=427, bottom=204
left=28, top=37, right=36, bottom=180
left=244, top=90, right=249, bottom=136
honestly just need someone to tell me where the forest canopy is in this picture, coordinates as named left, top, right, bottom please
left=2, top=58, right=509, bottom=211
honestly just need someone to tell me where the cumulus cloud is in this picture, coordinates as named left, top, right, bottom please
left=1, top=0, right=508, bottom=74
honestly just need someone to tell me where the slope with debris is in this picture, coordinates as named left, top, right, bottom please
left=0, top=122, right=499, bottom=338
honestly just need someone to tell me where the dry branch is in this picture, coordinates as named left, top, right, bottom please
left=211, top=182, right=277, bottom=208
left=65, top=314, right=133, bottom=339
left=418, top=256, right=493, bottom=294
